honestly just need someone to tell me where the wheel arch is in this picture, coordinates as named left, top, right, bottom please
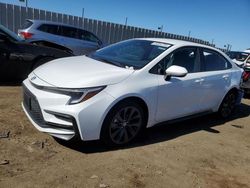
left=101, top=95, right=149, bottom=130
left=99, top=95, right=149, bottom=144
left=216, top=86, right=240, bottom=111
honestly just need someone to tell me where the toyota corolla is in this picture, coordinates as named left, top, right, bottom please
left=22, top=38, right=243, bottom=146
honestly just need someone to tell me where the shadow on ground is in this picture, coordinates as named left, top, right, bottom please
left=0, top=82, right=22, bottom=86
left=56, top=102, right=250, bottom=154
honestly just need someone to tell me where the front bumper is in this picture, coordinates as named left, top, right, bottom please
left=22, top=84, right=78, bottom=140
left=22, top=103, right=77, bottom=140
left=22, top=78, right=115, bottom=141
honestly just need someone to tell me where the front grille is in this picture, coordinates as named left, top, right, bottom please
left=23, top=85, right=47, bottom=127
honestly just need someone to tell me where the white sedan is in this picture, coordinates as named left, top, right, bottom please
left=22, top=38, right=243, bottom=146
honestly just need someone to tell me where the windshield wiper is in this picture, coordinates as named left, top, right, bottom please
left=90, top=55, right=124, bottom=68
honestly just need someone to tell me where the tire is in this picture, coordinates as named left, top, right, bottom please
left=218, top=91, right=237, bottom=118
left=32, top=57, right=54, bottom=70
left=243, top=89, right=250, bottom=99
left=101, top=100, right=146, bottom=146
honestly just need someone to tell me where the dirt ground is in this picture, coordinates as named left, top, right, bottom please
left=0, top=86, right=250, bottom=188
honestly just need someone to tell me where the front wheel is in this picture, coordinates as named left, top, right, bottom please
left=101, top=101, right=146, bottom=146
left=218, top=91, right=237, bottom=118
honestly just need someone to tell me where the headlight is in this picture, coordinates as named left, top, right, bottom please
left=41, top=86, right=106, bottom=105
left=67, top=86, right=106, bottom=105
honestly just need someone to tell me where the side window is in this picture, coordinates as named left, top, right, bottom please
left=60, top=26, right=78, bottom=39
left=150, top=47, right=200, bottom=75
left=201, top=49, right=231, bottom=71
left=38, top=24, right=59, bottom=35
left=78, top=29, right=99, bottom=43
left=21, top=20, right=33, bottom=29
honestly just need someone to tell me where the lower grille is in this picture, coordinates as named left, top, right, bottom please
left=22, top=85, right=79, bottom=140
left=23, top=85, right=47, bottom=127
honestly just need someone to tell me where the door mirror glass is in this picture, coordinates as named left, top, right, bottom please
left=97, top=39, right=103, bottom=47
left=165, top=65, right=188, bottom=80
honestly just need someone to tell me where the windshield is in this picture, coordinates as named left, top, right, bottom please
left=0, top=24, right=23, bottom=41
left=88, top=40, right=171, bottom=69
left=227, top=51, right=249, bottom=62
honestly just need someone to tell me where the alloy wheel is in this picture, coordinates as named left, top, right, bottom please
left=220, top=93, right=236, bottom=118
left=109, top=106, right=142, bottom=145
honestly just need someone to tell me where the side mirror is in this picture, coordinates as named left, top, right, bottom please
left=97, top=40, right=103, bottom=47
left=164, top=65, right=188, bottom=81
left=0, top=33, right=8, bottom=42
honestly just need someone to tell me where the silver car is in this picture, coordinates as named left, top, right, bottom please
left=18, top=19, right=103, bottom=55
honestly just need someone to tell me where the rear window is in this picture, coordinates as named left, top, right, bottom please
left=21, top=20, right=33, bottom=29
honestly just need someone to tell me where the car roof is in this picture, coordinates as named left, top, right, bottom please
left=136, top=38, right=222, bottom=52
left=27, top=19, right=83, bottom=29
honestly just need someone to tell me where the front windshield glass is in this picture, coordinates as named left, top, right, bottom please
left=227, top=51, right=249, bottom=62
left=0, top=24, right=23, bottom=41
left=89, top=40, right=171, bottom=69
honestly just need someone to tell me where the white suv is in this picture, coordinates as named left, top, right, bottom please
left=18, top=20, right=103, bottom=55
left=22, top=38, right=243, bottom=146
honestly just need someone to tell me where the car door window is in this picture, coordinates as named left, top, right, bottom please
left=150, top=47, right=200, bottom=75
left=201, top=49, right=232, bottom=71
left=60, top=26, right=78, bottom=39
left=38, top=24, right=59, bottom=35
left=78, top=29, right=99, bottom=43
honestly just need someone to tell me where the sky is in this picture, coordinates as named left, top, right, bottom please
left=0, top=0, right=249, bottom=51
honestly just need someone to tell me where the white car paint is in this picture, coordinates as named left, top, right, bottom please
left=33, top=56, right=135, bottom=88
left=22, top=38, right=243, bottom=142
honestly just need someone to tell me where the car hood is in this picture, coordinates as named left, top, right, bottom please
left=33, top=56, right=135, bottom=88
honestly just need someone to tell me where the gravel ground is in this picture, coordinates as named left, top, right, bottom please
left=0, top=86, right=250, bottom=188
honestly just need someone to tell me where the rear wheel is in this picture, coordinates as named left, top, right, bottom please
left=101, top=101, right=146, bottom=146
left=218, top=91, right=237, bottom=118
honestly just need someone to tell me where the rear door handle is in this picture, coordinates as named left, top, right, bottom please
left=222, top=74, right=229, bottom=80
left=194, top=78, right=204, bottom=83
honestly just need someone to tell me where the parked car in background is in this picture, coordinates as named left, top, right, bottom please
left=241, top=66, right=250, bottom=97
left=226, top=51, right=250, bottom=68
left=22, top=38, right=243, bottom=146
left=244, top=49, right=250, bottom=53
left=0, top=24, right=72, bottom=82
left=18, top=19, right=103, bottom=55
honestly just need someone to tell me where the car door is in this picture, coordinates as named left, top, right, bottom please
left=77, top=29, right=100, bottom=55
left=59, top=26, right=84, bottom=55
left=152, top=47, right=205, bottom=122
left=0, top=36, right=9, bottom=81
left=198, top=48, right=233, bottom=111
left=36, top=24, right=64, bottom=46
left=0, top=34, right=24, bottom=81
